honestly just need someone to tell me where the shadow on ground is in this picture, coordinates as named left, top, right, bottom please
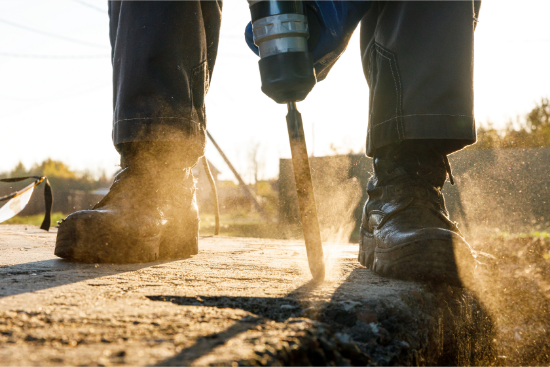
left=150, top=269, right=496, bottom=366
left=0, top=258, right=176, bottom=298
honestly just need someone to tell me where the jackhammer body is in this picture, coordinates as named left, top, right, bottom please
left=248, top=0, right=325, bottom=281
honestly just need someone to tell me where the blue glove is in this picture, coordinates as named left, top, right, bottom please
left=245, top=1, right=371, bottom=82
left=244, top=21, right=258, bottom=56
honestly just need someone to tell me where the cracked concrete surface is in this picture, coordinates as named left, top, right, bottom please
left=0, top=225, right=493, bottom=366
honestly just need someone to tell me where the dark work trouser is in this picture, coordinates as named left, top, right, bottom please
left=108, top=1, right=222, bottom=161
left=361, top=1, right=480, bottom=156
left=109, top=1, right=478, bottom=159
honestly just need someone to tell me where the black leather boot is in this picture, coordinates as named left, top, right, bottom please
left=54, top=142, right=199, bottom=263
left=358, top=142, right=475, bottom=287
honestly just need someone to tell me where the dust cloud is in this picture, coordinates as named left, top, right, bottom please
left=445, top=147, right=550, bottom=365
left=310, top=156, right=362, bottom=281
left=307, top=148, right=550, bottom=364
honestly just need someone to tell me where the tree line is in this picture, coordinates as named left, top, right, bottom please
left=0, top=159, right=112, bottom=193
left=472, top=97, right=550, bottom=150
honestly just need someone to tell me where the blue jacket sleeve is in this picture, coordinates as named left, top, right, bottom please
left=307, top=1, right=372, bottom=81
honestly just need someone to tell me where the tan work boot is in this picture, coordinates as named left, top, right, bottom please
left=55, top=142, right=199, bottom=263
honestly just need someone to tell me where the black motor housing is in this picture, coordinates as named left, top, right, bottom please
left=248, top=0, right=317, bottom=104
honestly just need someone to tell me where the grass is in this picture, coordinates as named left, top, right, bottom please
left=492, top=231, right=550, bottom=239
left=198, top=213, right=301, bottom=239
left=0, top=212, right=301, bottom=240
left=1, top=212, right=66, bottom=227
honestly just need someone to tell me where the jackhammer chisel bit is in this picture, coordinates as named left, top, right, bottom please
left=248, top=0, right=325, bottom=281
left=286, top=102, right=325, bottom=281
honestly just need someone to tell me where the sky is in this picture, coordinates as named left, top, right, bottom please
left=0, top=0, right=548, bottom=182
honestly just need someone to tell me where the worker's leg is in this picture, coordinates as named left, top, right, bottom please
left=361, top=1, right=479, bottom=156
left=110, top=0, right=222, bottom=162
left=55, top=1, right=222, bottom=263
left=358, top=1, right=480, bottom=286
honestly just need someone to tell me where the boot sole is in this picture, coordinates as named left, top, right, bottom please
left=360, top=230, right=474, bottom=288
left=55, top=216, right=161, bottom=264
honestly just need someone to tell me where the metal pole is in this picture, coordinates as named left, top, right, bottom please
left=206, top=130, right=271, bottom=222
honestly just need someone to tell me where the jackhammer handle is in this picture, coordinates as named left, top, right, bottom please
left=286, top=102, right=325, bottom=281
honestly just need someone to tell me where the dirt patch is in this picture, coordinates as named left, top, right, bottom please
left=471, top=234, right=550, bottom=365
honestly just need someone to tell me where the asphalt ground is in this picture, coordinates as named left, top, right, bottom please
left=0, top=225, right=494, bottom=366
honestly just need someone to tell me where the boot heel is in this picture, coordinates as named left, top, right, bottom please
left=160, top=216, right=200, bottom=259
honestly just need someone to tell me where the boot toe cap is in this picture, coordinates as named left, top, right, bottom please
left=55, top=209, right=161, bottom=263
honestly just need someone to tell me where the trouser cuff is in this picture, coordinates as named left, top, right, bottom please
left=368, top=114, right=476, bottom=156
